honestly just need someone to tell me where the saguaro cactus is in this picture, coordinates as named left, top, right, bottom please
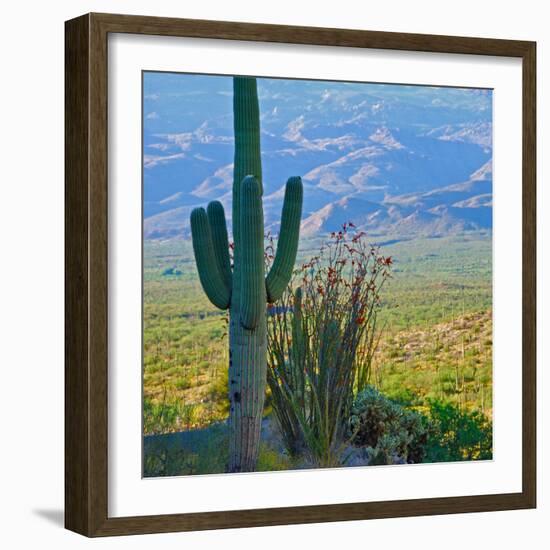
left=190, top=77, right=303, bottom=472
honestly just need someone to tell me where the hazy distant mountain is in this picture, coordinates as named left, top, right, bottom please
left=297, top=161, right=492, bottom=238
left=143, top=74, right=492, bottom=240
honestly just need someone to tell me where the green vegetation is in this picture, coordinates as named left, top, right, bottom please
left=424, top=399, right=493, bottom=462
left=347, top=386, right=491, bottom=466
left=143, top=231, right=493, bottom=475
left=348, top=386, right=429, bottom=465
left=374, top=310, right=492, bottom=415
left=267, top=226, right=391, bottom=466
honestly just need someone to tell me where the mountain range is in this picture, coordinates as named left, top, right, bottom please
left=143, top=74, right=492, bottom=240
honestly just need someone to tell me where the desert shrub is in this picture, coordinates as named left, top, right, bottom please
left=267, top=224, right=392, bottom=467
left=424, top=400, right=492, bottom=462
left=144, top=393, right=179, bottom=434
left=256, top=443, right=293, bottom=472
left=348, top=386, right=428, bottom=465
left=206, top=368, right=230, bottom=416
left=143, top=389, right=198, bottom=435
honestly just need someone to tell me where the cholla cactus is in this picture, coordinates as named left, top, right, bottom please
left=190, top=77, right=303, bottom=472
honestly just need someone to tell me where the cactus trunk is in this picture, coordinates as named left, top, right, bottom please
left=228, top=173, right=267, bottom=472
left=190, top=76, right=303, bottom=472
left=228, top=311, right=267, bottom=471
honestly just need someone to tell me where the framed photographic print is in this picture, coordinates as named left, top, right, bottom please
left=65, top=13, right=536, bottom=537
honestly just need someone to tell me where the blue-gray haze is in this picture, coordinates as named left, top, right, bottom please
left=143, top=73, right=492, bottom=240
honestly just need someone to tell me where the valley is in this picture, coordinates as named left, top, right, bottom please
left=143, top=232, right=492, bottom=435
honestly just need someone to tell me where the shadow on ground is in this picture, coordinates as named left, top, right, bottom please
left=33, top=509, right=64, bottom=527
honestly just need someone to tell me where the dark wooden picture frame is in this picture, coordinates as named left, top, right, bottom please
left=65, top=12, right=536, bottom=537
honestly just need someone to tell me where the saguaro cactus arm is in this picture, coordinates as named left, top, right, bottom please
left=240, top=175, right=265, bottom=330
left=207, top=201, right=233, bottom=292
left=266, top=176, right=304, bottom=302
left=190, top=207, right=231, bottom=310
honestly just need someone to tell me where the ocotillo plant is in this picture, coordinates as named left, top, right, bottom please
left=190, top=77, right=303, bottom=472
left=266, top=225, right=392, bottom=466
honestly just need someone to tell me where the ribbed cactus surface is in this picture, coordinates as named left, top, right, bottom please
left=190, top=76, right=303, bottom=472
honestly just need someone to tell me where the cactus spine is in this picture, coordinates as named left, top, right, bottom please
left=190, top=76, right=303, bottom=472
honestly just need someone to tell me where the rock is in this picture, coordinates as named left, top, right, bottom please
left=341, top=445, right=371, bottom=467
